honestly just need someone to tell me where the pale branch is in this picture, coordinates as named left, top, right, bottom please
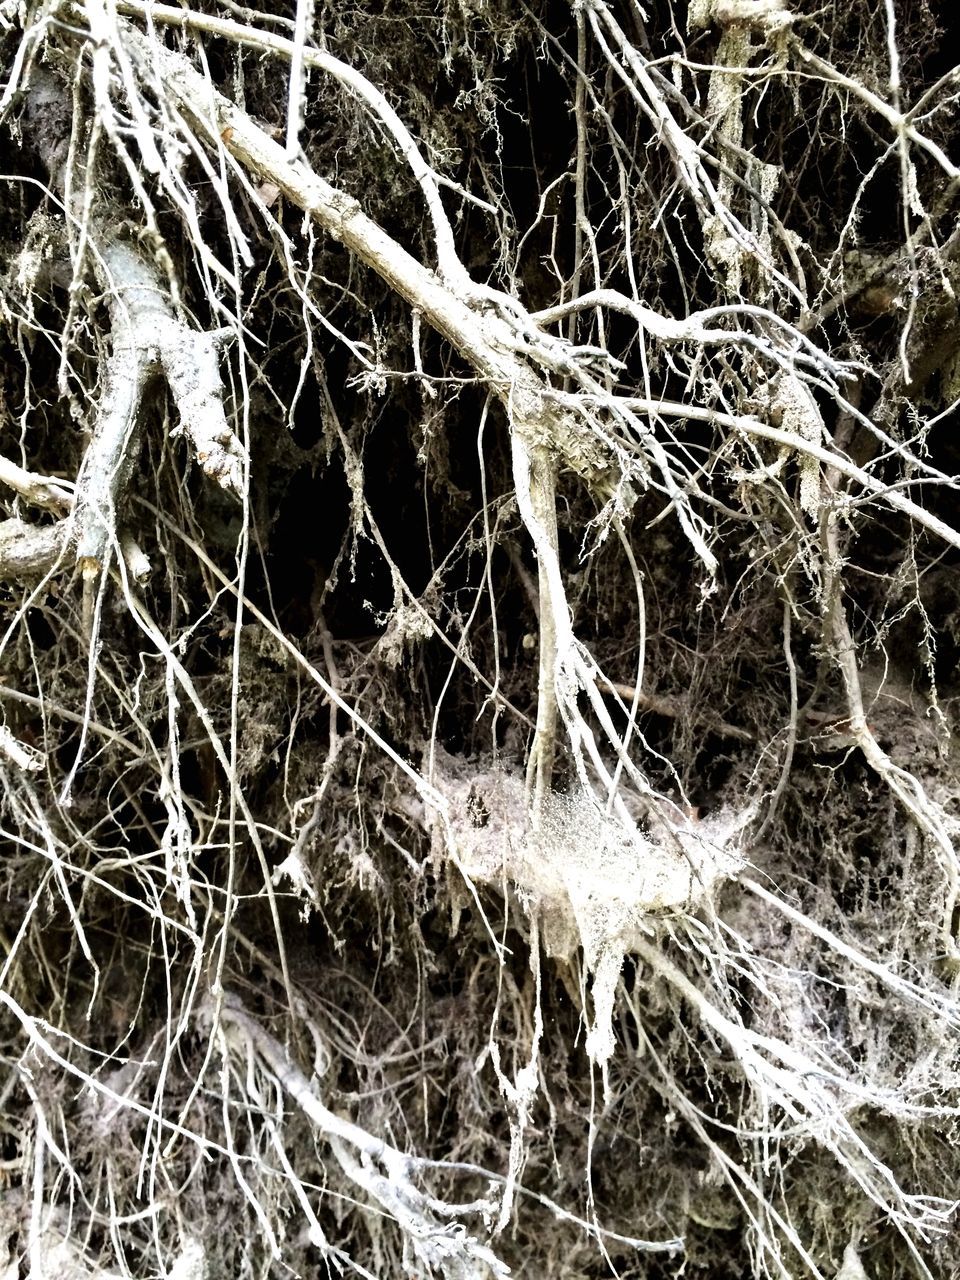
left=0, top=456, right=74, bottom=514
left=0, top=724, right=44, bottom=772
left=72, top=240, right=155, bottom=573
left=214, top=990, right=511, bottom=1280
left=284, top=0, right=312, bottom=157
left=73, top=239, right=244, bottom=574
left=513, top=439, right=561, bottom=816
left=632, top=937, right=959, bottom=1238
left=544, top=391, right=960, bottom=553
left=115, top=15, right=621, bottom=492
left=792, top=41, right=960, bottom=182
left=111, top=0, right=482, bottom=291
left=532, top=290, right=853, bottom=383
left=0, top=517, right=68, bottom=580
left=118, top=532, right=151, bottom=584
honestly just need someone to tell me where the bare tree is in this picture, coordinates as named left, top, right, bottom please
left=1, top=0, right=959, bottom=1276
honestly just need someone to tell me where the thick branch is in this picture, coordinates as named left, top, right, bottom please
left=0, top=456, right=73, bottom=514
left=74, top=239, right=244, bottom=573
left=113, top=0, right=482, bottom=291
left=0, top=518, right=69, bottom=580
left=117, top=19, right=605, bottom=487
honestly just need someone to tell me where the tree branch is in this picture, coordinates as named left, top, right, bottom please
left=73, top=239, right=244, bottom=574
